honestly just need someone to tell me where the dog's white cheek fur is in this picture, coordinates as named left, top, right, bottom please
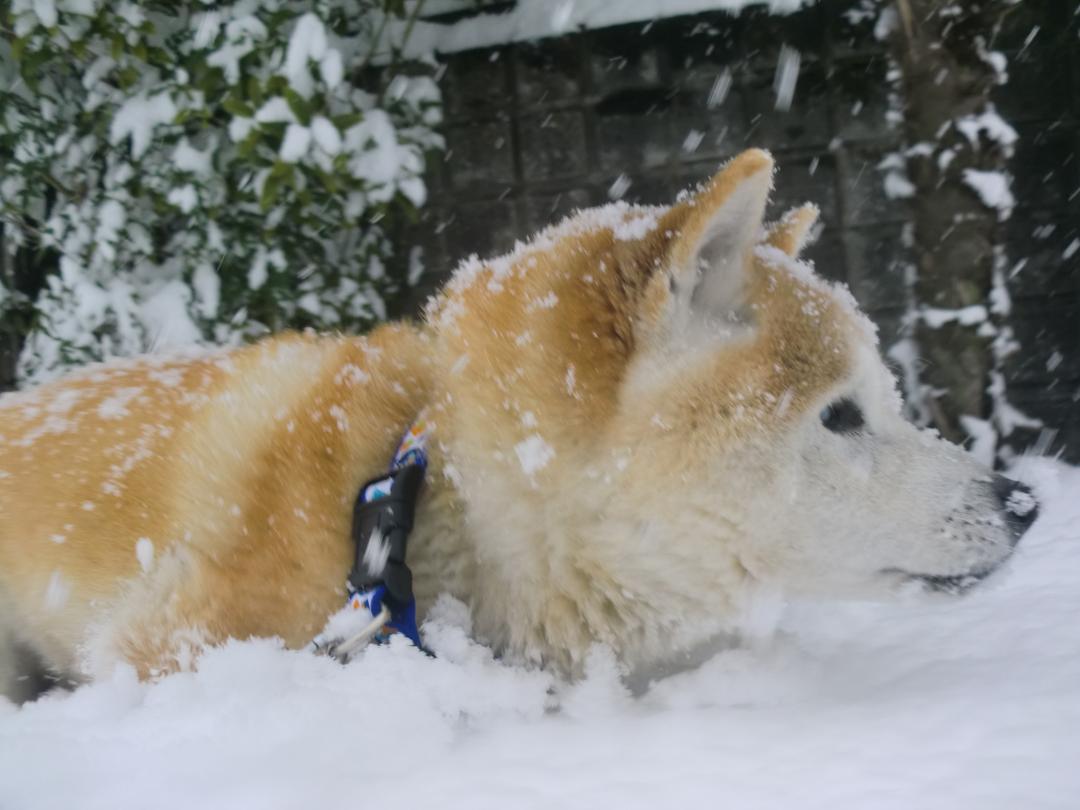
left=729, top=354, right=1016, bottom=597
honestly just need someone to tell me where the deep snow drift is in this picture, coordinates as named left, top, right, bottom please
left=2, top=456, right=1078, bottom=810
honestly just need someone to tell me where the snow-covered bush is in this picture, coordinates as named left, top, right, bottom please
left=1, top=0, right=442, bottom=384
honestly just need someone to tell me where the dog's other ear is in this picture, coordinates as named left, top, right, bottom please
left=665, top=149, right=773, bottom=333
left=766, top=203, right=819, bottom=257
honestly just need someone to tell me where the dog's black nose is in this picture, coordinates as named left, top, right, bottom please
left=992, top=475, right=1039, bottom=541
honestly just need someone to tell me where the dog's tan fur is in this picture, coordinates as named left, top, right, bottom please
left=0, top=326, right=435, bottom=679
left=0, top=150, right=1022, bottom=696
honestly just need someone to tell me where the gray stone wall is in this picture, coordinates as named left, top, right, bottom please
left=395, top=0, right=1080, bottom=462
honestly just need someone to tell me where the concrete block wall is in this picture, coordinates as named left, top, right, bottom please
left=394, top=0, right=1079, bottom=461
left=401, top=3, right=912, bottom=339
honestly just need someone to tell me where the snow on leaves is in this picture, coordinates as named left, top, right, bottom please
left=2, top=1, right=443, bottom=385
left=110, top=93, right=179, bottom=160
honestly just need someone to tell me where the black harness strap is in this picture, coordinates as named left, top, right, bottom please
left=347, top=462, right=425, bottom=613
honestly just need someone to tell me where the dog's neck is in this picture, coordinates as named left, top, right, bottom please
left=392, top=203, right=769, bottom=676
left=402, top=408, right=763, bottom=678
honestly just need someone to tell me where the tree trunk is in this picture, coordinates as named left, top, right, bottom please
left=889, top=0, right=1010, bottom=445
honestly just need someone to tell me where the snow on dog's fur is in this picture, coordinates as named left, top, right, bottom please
left=0, top=150, right=1037, bottom=699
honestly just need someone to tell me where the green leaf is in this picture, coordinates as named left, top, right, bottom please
left=116, top=66, right=139, bottom=90
left=20, top=50, right=52, bottom=91
left=222, top=96, right=254, bottom=118
left=283, top=88, right=311, bottom=125
left=260, top=162, right=293, bottom=211
left=316, top=168, right=339, bottom=194
left=265, top=75, right=287, bottom=95
left=236, top=129, right=262, bottom=160
left=270, top=159, right=295, bottom=182
left=332, top=112, right=364, bottom=130
left=246, top=75, right=263, bottom=107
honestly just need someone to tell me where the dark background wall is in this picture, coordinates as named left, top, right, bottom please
left=394, top=0, right=1080, bottom=461
left=992, top=1, right=1080, bottom=460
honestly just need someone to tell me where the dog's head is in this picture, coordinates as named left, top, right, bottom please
left=618, top=149, right=1037, bottom=600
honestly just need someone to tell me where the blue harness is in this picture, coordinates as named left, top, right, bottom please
left=350, top=416, right=430, bottom=648
left=334, top=417, right=430, bottom=653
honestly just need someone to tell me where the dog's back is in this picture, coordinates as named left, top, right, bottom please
left=0, top=325, right=431, bottom=695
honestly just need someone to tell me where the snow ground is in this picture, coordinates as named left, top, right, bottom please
left=2, top=456, right=1078, bottom=810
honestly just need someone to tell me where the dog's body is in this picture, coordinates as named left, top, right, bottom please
left=0, top=151, right=1036, bottom=700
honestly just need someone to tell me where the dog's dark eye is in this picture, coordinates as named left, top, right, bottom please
left=820, top=398, right=864, bottom=433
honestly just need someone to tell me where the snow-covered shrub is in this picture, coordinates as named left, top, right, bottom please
left=1, top=0, right=442, bottom=384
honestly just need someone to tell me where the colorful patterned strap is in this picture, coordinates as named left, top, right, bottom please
left=391, top=415, right=430, bottom=472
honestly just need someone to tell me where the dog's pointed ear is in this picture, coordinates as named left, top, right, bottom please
left=766, top=203, right=819, bottom=257
left=665, top=149, right=773, bottom=332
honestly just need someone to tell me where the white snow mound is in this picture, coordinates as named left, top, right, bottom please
left=2, top=457, right=1079, bottom=810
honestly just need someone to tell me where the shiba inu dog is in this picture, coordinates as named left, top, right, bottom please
left=0, top=150, right=1038, bottom=702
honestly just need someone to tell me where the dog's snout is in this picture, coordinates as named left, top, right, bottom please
left=991, top=475, right=1039, bottom=541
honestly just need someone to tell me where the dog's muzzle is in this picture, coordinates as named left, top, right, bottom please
left=888, top=475, right=1039, bottom=595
